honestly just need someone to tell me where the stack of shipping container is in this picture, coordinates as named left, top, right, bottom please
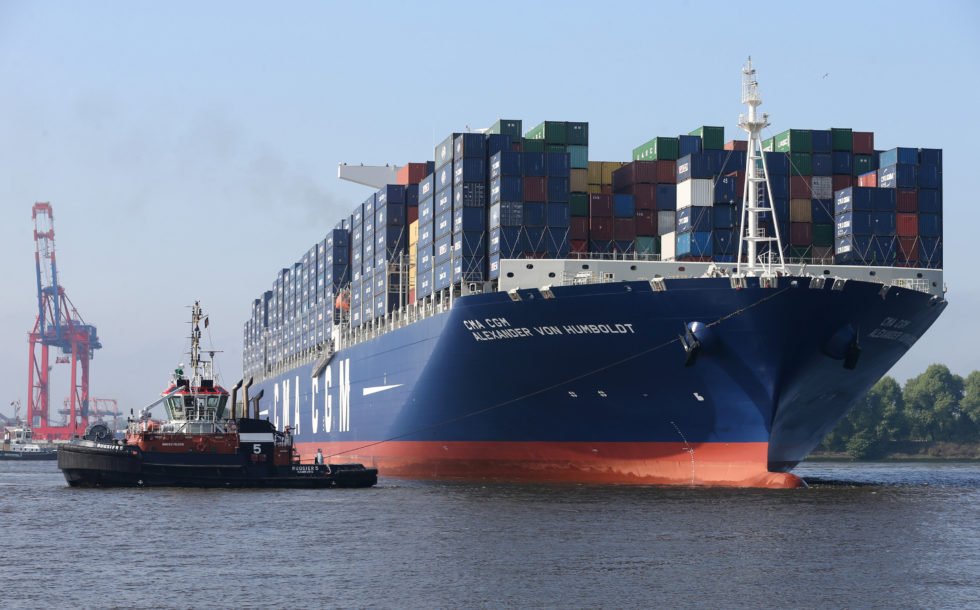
left=243, top=118, right=943, bottom=378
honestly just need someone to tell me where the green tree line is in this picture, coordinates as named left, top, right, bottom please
left=820, top=364, right=980, bottom=458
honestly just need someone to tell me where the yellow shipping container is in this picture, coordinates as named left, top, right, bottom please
left=408, top=220, right=419, bottom=290
left=570, top=168, right=589, bottom=193
left=588, top=161, right=627, bottom=186
left=789, top=199, right=812, bottom=223
left=587, top=183, right=604, bottom=195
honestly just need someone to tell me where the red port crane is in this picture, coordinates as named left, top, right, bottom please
left=27, top=202, right=102, bottom=441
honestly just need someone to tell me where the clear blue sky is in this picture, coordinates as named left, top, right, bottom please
left=1, top=1, right=978, bottom=419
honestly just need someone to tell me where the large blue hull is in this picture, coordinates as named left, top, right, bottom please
left=249, top=276, right=945, bottom=486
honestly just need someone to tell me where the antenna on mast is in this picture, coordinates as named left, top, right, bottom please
left=736, top=57, right=786, bottom=277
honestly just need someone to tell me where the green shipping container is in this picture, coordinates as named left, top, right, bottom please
left=831, top=128, right=852, bottom=152
left=853, top=154, right=875, bottom=176
left=812, top=223, right=834, bottom=247
left=522, top=138, right=546, bottom=153
left=633, top=136, right=679, bottom=161
left=789, top=152, right=812, bottom=176
left=689, top=126, right=725, bottom=150
left=570, top=193, right=589, bottom=217
left=774, top=129, right=813, bottom=153
left=790, top=246, right=812, bottom=259
left=566, top=122, right=589, bottom=146
left=762, top=137, right=775, bottom=152
left=546, top=144, right=566, bottom=153
left=567, top=145, right=589, bottom=169
left=636, top=236, right=660, bottom=255
left=490, top=119, right=523, bottom=140
left=526, top=121, right=567, bottom=145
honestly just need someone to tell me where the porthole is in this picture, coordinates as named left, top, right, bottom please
left=823, top=269, right=830, bottom=275
left=506, top=272, right=514, bottom=278
left=678, top=266, right=686, bottom=272
left=526, top=264, right=534, bottom=269
left=630, top=265, right=637, bottom=271
left=548, top=272, right=556, bottom=278
left=869, top=271, right=876, bottom=276
left=582, top=264, right=590, bottom=270
left=916, top=273, right=923, bottom=278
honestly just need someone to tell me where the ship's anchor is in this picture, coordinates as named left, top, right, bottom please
left=679, top=321, right=713, bottom=367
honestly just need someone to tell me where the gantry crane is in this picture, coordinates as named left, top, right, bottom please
left=27, top=202, right=102, bottom=441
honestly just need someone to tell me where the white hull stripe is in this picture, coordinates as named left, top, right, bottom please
left=363, top=384, right=403, bottom=396
left=239, top=433, right=275, bottom=442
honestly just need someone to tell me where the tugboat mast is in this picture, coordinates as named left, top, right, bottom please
left=736, top=57, right=786, bottom=276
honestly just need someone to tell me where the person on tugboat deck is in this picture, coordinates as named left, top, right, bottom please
left=315, top=448, right=324, bottom=465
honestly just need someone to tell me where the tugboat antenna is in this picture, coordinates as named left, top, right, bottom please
left=736, top=57, right=786, bottom=276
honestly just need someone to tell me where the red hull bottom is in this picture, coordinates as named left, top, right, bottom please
left=296, top=441, right=802, bottom=489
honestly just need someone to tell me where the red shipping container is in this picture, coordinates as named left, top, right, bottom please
left=589, top=194, right=614, bottom=217
left=852, top=131, right=874, bottom=155
left=726, top=171, right=746, bottom=199
left=511, top=141, right=523, bottom=152
left=635, top=210, right=657, bottom=236
left=523, top=176, right=547, bottom=202
left=630, top=184, right=657, bottom=210
left=601, top=184, right=613, bottom=195
left=896, top=213, right=918, bottom=237
left=790, top=176, right=812, bottom=199
left=570, top=239, right=588, bottom=253
left=856, top=171, right=877, bottom=187
left=896, top=189, right=917, bottom=212
left=396, top=162, right=429, bottom=185
left=614, top=218, right=636, bottom=240
left=656, top=160, right=677, bottom=184
left=725, top=140, right=749, bottom=151
left=898, top=237, right=919, bottom=262
left=570, top=217, right=589, bottom=240
left=407, top=206, right=419, bottom=224
left=590, top=217, right=614, bottom=240
left=832, top=175, right=853, bottom=192
left=790, top=222, right=812, bottom=246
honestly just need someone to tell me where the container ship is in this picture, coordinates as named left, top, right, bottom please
left=238, top=60, right=946, bottom=487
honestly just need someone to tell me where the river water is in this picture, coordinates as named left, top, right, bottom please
left=1, top=461, right=978, bottom=609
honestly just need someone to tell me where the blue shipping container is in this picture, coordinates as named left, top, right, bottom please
left=523, top=202, right=546, bottom=227
left=613, top=194, right=635, bottom=218
left=873, top=188, right=896, bottom=212
left=836, top=212, right=873, bottom=237
left=548, top=177, right=570, bottom=202
left=917, top=164, right=940, bottom=189
left=834, top=187, right=874, bottom=214
left=679, top=135, right=702, bottom=157
left=917, top=189, right=941, bottom=214
left=486, top=134, right=512, bottom=158
left=879, top=147, right=918, bottom=168
left=491, top=176, right=522, bottom=204
left=872, top=212, right=896, bottom=235
left=453, top=231, right=486, bottom=258
left=676, top=231, right=713, bottom=257
left=656, top=184, right=677, bottom=210
left=523, top=152, right=547, bottom=177
left=714, top=176, right=738, bottom=204
left=832, top=151, right=852, bottom=175
left=454, top=205, right=486, bottom=232
left=436, top=164, right=454, bottom=191
left=676, top=153, right=712, bottom=181
left=454, top=182, right=486, bottom=208
left=435, top=187, right=452, bottom=215
left=811, top=130, right=832, bottom=153
left=811, top=200, right=834, bottom=224
left=713, top=204, right=737, bottom=229
left=677, top=206, right=712, bottom=233
left=434, top=209, right=452, bottom=238
left=919, top=213, right=941, bottom=237
left=878, top=164, right=917, bottom=189
left=454, top=158, right=486, bottom=185
left=812, top=153, right=833, bottom=176
left=918, top=148, right=942, bottom=167
left=547, top=202, right=570, bottom=228
left=491, top=151, right=522, bottom=179
left=454, top=133, right=486, bottom=159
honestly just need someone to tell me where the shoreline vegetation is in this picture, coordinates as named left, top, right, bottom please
left=811, top=364, right=980, bottom=460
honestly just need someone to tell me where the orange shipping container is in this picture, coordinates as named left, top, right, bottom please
left=570, top=168, right=589, bottom=192
left=789, top=199, right=812, bottom=222
left=397, top=162, right=429, bottom=185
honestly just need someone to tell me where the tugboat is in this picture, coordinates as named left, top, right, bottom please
left=1, top=425, right=58, bottom=461
left=57, top=302, right=377, bottom=488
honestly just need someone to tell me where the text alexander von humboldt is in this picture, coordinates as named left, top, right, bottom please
left=463, top=317, right=636, bottom=342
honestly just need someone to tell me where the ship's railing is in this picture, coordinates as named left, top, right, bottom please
left=566, top=252, right=662, bottom=262
left=259, top=292, right=455, bottom=380
left=891, top=278, right=932, bottom=293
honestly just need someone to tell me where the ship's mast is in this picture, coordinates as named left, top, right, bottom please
left=736, top=57, right=786, bottom=276
left=189, top=301, right=204, bottom=387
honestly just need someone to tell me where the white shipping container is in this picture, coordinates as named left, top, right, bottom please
left=812, top=176, right=833, bottom=200
left=676, top=178, right=713, bottom=209
left=661, top=231, right=677, bottom=261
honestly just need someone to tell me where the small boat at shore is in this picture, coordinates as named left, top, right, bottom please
left=1, top=426, right=57, bottom=461
left=57, top=302, right=377, bottom=488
